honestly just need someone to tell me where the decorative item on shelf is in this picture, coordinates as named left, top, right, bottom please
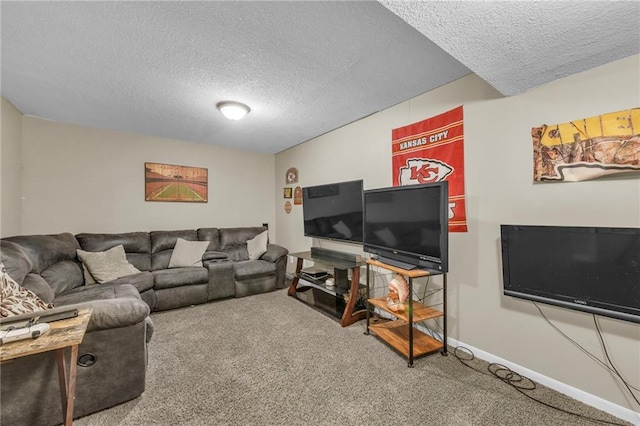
left=284, top=201, right=292, bottom=214
left=286, top=167, right=298, bottom=184
left=283, top=187, right=292, bottom=199
left=325, top=277, right=335, bottom=287
left=293, top=186, right=302, bottom=205
left=386, top=274, right=409, bottom=312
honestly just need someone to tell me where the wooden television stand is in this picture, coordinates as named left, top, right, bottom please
left=365, top=258, right=447, bottom=367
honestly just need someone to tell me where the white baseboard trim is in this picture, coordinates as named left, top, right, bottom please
left=443, top=334, right=640, bottom=425
left=371, top=308, right=639, bottom=423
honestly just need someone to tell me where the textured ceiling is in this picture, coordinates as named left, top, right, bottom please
left=379, top=0, right=640, bottom=97
left=1, top=1, right=638, bottom=154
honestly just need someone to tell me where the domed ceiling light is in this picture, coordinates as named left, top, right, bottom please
left=217, top=101, right=250, bottom=120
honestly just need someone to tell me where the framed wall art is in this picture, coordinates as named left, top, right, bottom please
left=285, top=167, right=298, bottom=184
left=294, top=186, right=302, bottom=205
left=145, top=162, right=208, bottom=202
left=283, top=187, right=293, bottom=199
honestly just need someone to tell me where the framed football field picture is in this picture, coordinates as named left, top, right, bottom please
left=145, top=162, right=208, bottom=202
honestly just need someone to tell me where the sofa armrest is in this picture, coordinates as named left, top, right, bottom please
left=61, top=298, right=150, bottom=332
left=261, top=244, right=289, bottom=263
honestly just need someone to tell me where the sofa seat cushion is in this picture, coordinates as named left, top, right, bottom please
left=233, top=260, right=276, bottom=280
left=53, top=281, right=141, bottom=306
left=105, top=271, right=154, bottom=293
left=52, top=283, right=150, bottom=332
left=152, top=267, right=208, bottom=290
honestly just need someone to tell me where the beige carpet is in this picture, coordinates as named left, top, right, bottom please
left=74, top=289, right=631, bottom=425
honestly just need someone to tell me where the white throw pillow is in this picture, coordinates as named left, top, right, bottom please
left=247, top=231, right=268, bottom=260
left=81, top=263, right=97, bottom=285
left=77, top=245, right=141, bottom=284
left=168, top=238, right=210, bottom=268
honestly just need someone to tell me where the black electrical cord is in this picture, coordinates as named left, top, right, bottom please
left=453, top=346, right=629, bottom=426
left=533, top=302, right=640, bottom=394
left=593, top=315, right=640, bottom=406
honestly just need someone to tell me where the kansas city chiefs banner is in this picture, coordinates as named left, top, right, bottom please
left=392, top=105, right=468, bottom=232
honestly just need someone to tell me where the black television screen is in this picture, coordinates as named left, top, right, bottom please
left=500, top=225, right=640, bottom=324
left=363, top=182, right=449, bottom=272
left=302, top=180, right=363, bottom=243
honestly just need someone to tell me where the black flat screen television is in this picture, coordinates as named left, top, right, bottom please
left=500, top=225, right=640, bottom=324
left=302, top=180, right=363, bottom=243
left=363, top=181, right=449, bottom=272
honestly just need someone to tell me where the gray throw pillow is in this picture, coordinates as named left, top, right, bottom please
left=81, top=263, right=97, bottom=285
left=77, top=245, right=140, bottom=284
left=247, top=230, right=268, bottom=260
left=168, top=238, right=210, bottom=268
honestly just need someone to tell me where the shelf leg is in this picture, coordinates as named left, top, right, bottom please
left=408, top=277, right=414, bottom=367
left=441, top=273, right=448, bottom=356
left=364, top=264, right=370, bottom=335
left=339, top=266, right=365, bottom=327
left=287, top=257, right=304, bottom=297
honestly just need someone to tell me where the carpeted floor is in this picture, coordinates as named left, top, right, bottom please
left=75, top=289, right=631, bottom=425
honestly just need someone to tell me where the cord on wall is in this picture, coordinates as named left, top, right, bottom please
left=533, top=302, right=639, bottom=403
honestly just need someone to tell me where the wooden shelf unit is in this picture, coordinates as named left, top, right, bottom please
left=368, top=320, right=443, bottom=358
left=368, top=297, right=443, bottom=323
left=365, top=259, right=447, bottom=367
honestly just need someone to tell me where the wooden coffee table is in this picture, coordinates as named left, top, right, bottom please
left=1, top=308, right=92, bottom=426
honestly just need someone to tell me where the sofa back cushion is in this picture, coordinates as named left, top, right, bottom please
left=150, top=229, right=197, bottom=270
left=1, top=263, right=53, bottom=317
left=21, top=274, right=55, bottom=303
left=76, top=232, right=151, bottom=272
left=197, top=228, right=221, bottom=251
left=219, top=227, right=267, bottom=261
left=3, top=233, right=83, bottom=295
left=0, top=240, right=33, bottom=285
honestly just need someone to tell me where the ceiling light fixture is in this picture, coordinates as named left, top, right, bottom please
left=216, top=101, right=250, bottom=120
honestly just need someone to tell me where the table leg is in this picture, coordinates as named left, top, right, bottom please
left=56, top=349, right=68, bottom=416
left=287, top=257, right=304, bottom=297
left=56, top=345, right=79, bottom=425
left=340, top=266, right=366, bottom=327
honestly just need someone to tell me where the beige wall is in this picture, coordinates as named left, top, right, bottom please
left=1, top=97, right=23, bottom=237
left=17, top=117, right=276, bottom=236
left=275, top=55, right=640, bottom=418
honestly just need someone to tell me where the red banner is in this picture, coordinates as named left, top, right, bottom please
left=391, top=105, right=467, bottom=232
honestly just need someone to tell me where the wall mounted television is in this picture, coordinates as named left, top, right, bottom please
left=500, top=225, right=640, bottom=324
left=363, top=181, right=449, bottom=272
left=302, top=179, right=363, bottom=243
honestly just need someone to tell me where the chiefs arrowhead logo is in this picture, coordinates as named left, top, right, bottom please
left=399, top=158, right=453, bottom=185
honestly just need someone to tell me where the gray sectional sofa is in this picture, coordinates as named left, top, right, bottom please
left=0, top=226, right=288, bottom=426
